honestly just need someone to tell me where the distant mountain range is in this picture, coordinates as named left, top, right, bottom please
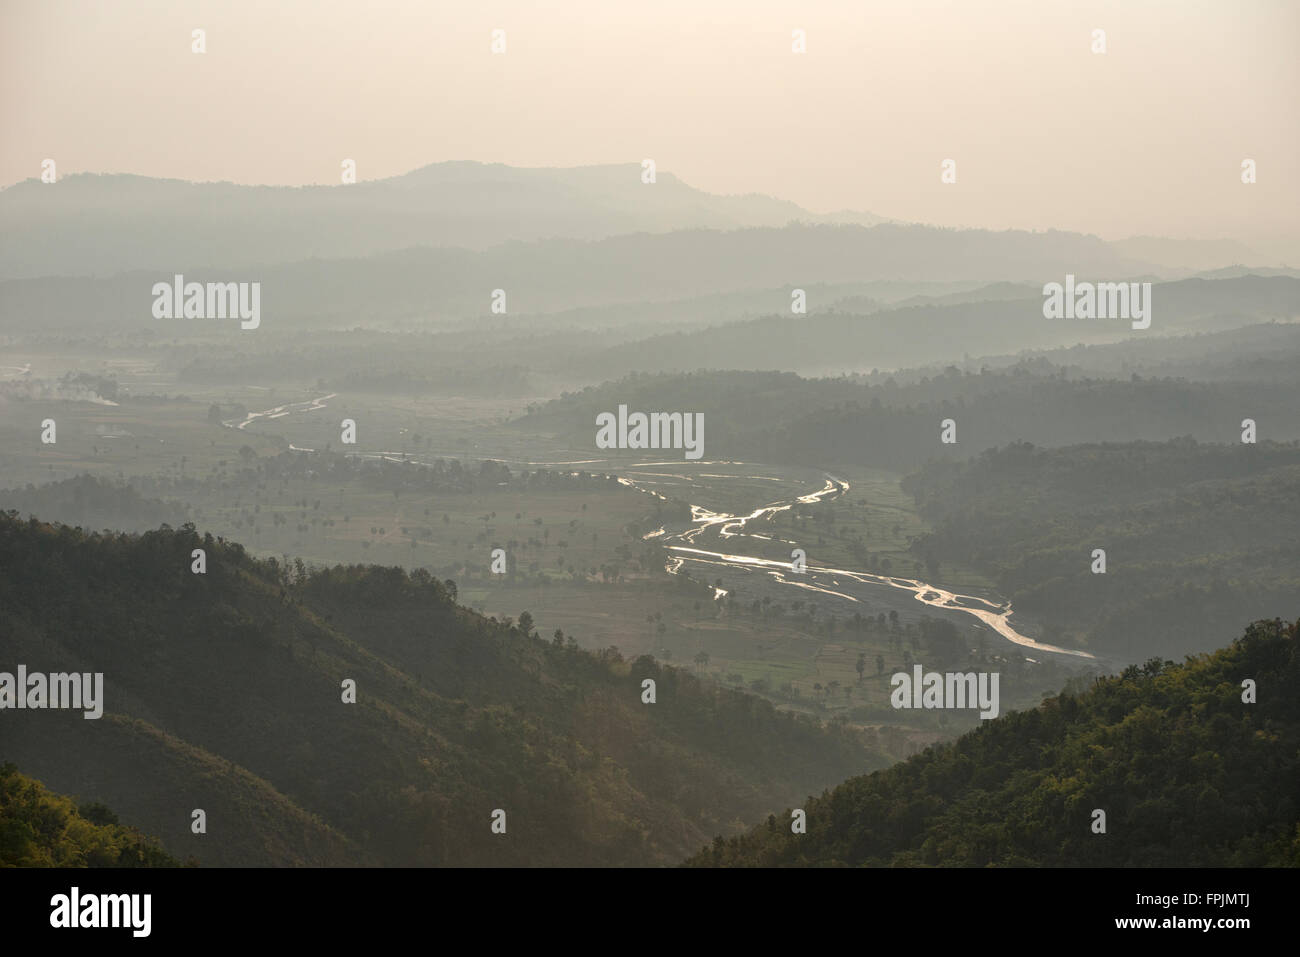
left=0, top=162, right=891, bottom=280
left=548, top=275, right=1300, bottom=378
left=3, top=160, right=1287, bottom=284
left=1110, top=236, right=1271, bottom=272
left=0, top=222, right=1164, bottom=331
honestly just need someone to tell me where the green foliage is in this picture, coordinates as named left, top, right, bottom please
left=689, top=618, right=1300, bottom=867
left=0, top=513, right=882, bottom=866
left=0, top=764, right=179, bottom=867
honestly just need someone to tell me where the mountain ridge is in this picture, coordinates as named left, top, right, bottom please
left=688, top=617, right=1300, bottom=867
left=0, top=162, right=887, bottom=280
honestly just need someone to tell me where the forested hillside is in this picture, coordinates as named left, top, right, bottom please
left=689, top=617, right=1299, bottom=867
left=0, top=764, right=180, bottom=867
left=519, top=357, right=1300, bottom=473
left=902, top=440, right=1300, bottom=659
left=0, top=513, right=881, bottom=866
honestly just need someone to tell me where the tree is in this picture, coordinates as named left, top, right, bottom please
left=517, top=611, right=535, bottom=637
left=693, top=651, right=710, bottom=672
left=856, top=653, right=866, bottom=682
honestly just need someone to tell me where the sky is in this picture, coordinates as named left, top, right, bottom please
left=2, top=0, right=1296, bottom=251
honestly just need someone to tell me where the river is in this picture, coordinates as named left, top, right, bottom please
left=612, top=462, right=1097, bottom=662
left=232, top=394, right=1093, bottom=662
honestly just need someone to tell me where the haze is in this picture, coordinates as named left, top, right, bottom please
left=2, top=0, right=1297, bottom=257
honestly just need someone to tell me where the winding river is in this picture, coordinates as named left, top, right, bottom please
left=228, top=395, right=1092, bottom=662
left=615, top=464, right=1097, bottom=662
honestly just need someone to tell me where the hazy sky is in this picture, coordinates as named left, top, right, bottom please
left=2, top=0, right=1296, bottom=248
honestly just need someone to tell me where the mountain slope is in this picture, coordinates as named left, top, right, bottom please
left=688, top=617, right=1300, bottom=867
left=0, top=514, right=881, bottom=866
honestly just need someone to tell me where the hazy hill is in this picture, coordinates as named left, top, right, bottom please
left=0, top=514, right=882, bottom=866
left=1195, top=265, right=1300, bottom=280
left=1111, top=236, right=1270, bottom=272
left=562, top=276, right=1300, bottom=377
left=970, top=321, right=1300, bottom=383
left=0, top=474, right=191, bottom=533
left=0, top=163, right=887, bottom=280
left=902, top=440, right=1300, bottom=661
left=688, top=617, right=1300, bottom=867
left=517, top=342, right=1300, bottom=472
left=0, top=222, right=1163, bottom=335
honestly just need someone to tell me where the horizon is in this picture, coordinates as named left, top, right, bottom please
left=2, top=159, right=1295, bottom=266
left=3, top=0, right=1296, bottom=254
